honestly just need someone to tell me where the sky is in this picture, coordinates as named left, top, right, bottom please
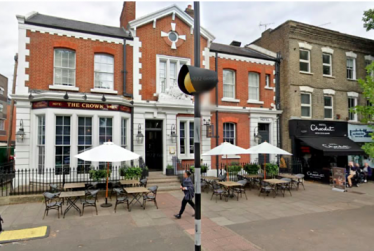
left=0, top=1, right=373, bottom=95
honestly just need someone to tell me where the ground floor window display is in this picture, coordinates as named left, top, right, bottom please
left=23, top=100, right=132, bottom=174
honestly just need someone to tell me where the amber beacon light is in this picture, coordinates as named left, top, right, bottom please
left=178, top=65, right=218, bottom=95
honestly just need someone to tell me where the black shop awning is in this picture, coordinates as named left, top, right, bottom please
left=298, top=137, right=365, bottom=156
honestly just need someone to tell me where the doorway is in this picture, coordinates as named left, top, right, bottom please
left=258, top=123, right=270, bottom=166
left=145, top=120, right=163, bottom=171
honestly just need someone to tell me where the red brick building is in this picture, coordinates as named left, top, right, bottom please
left=13, top=2, right=281, bottom=176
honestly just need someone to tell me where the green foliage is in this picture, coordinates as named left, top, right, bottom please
left=189, top=165, right=207, bottom=173
left=244, top=163, right=260, bottom=174
left=265, top=163, right=279, bottom=177
left=120, top=166, right=142, bottom=179
left=89, top=169, right=110, bottom=181
left=363, top=9, right=374, bottom=31
left=227, top=163, right=242, bottom=174
left=352, top=62, right=374, bottom=158
left=167, top=165, right=174, bottom=169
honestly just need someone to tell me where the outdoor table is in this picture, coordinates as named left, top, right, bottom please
left=278, top=174, right=301, bottom=189
left=120, top=180, right=140, bottom=187
left=64, top=183, right=86, bottom=191
left=242, top=174, right=263, bottom=189
left=263, top=179, right=290, bottom=197
left=124, top=187, right=149, bottom=211
left=218, top=181, right=243, bottom=200
left=202, top=176, right=220, bottom=181
left=59, top=191, right=85, bottom=218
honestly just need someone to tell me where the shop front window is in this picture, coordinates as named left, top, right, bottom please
left=77, top=117, right=92, bottom=174
left=55, top=116, right=71, bottom=175
left=37, top=115, right=45, bottom=174
left=179, top=121, right=194, bottom=157
left=99, top=117, right=112, bottom=169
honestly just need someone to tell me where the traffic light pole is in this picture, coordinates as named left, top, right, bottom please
left=193, top=2, right=202, bottom=251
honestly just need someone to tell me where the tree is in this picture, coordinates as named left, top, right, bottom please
left=352, top=63, right=374, bottom=158
left=363, top=9, right=374, bottom=31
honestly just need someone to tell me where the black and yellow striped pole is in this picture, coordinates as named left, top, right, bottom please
left=178, top=3, right=218, bottom=249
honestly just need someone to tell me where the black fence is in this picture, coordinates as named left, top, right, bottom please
left=0, top=166, right=148, bottom=197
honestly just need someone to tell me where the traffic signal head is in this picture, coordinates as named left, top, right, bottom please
left=178, top=65, right=218, bottom=95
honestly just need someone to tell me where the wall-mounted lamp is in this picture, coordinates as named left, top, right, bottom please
left=136, top=124, right=144, bottom=144
left=28, top=93, right=34, bottom=100
left=253, top=127, right=262, bottom=145
left=83, top=94, right=87, bottom=100
left=16, top=119, right=25, bottom=143
left=170, top=124, right=178, bottom=143
left=102, top=95, right=106, bottom=102
left=64, top=92, right=69, bottom=100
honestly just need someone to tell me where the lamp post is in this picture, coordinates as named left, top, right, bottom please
left=16, top=119, right=25, bottom=143
left=178, top=3, right=218, bottom=249
left=170, top=124, right=178, bottom=143
left=136, top=124, right=144, bottom=144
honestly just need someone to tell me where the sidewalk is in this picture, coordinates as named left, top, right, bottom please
left=0, top=182, right=373, bottom=250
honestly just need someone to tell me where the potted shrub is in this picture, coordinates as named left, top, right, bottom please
left=189, top=165, right=207, bottom=173
left=244, top=163, right=260, bottom=174
left=166, top=164, right=174, bottom=176
left=265, top=163, right=279, bottom=178
left=89, top=169, right=110, bottom=181
left=120, top=166, right=142, bottom=179
left=142, top=166, right=149, bottom=178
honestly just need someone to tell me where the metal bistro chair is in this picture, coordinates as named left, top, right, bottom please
left=201, top=179, right=210, bottom=193
left=140, top=178, right=148, bottom=188
left=211, top=181, right=228, bottom=202
left=110, top=181, right=122, bottom=200
left=82, top=189, right=99, bottom=215
left=258, top=181, right=275, bottom=198
left=277, top=178, right=292, bottom=197
left=218, top=174, right=226, bottom=182
left=294, top=174, right=306, bottom=190
left=49, top=184, right=63, bottom=204
left=113, top=188, right=129, bottom=213
left=143, top=186, right=158, bottom=210
left=233, top=179, right=248, bottom=201
left=43, top=192, right=63, bottom=219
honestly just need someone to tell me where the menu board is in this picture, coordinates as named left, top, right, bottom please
left=332, top=167, right=346, bottom=192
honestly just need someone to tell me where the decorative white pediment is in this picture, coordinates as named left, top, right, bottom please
left=321, top=47, right=334, bottom=54
left=298, top=42, right=312, bottom=50
left=346, top=51, right=357, bottom=58
left=299, top=86, right=314, bottom=93
left=347, top=92, right=359, bottom=98
left=158, top=85, right=193, bottom=105
left=323, top=89, right=336, bottom=95
left=128, top=5, right=215, bottom=41
left=365, top=55, right=374, bottom=61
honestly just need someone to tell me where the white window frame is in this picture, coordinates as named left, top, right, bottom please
left=346, top=58, right=356, bottom=80
left=265, top=74, right=270, bottom=87
left=94, top=54, right=114, bottom=90
left=121, top=118, right=127, bottom=148
left=0, top=88, right=4, bottom=95
left=53, top=49, right=76, bottom=87
left=55, top=115, right=71, bottom=174
left=223, top=123, right=236, bottom=145
left=37, top=115, right=45, bottom=174
left=0, top=120, right=4, bottom=130
left=322, top=53, right=332, bottom=76
left=223, top=69, right=236, bottom=99
left=77, top=116, right=92, bottom=174
left=324, top=96, right=333, bottom=120
left=301, top=93, right=312, bottom=119
left=177, top=118, right=194, bottom=159
left=248, top=72, right=260, bottom=101
left=0, top=103, right=3, bottom=113
left=348, top=97, right=358, bottom=122
left=156, top=55, right=190, bottom=94
left=299, top=49, right=311, bottom=73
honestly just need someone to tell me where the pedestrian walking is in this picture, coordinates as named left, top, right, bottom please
left=0, top=215, right=4, bottom=232
left=174, top=171, right=195, bottom=219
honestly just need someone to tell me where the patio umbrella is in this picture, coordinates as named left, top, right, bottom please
left=202, top=142, right=249, bottom=180
left=75, top=141, right=140, bottom=207
left=247, top=142, right=292, bottom=179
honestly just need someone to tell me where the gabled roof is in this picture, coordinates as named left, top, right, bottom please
left=128, top=5, right=215, bottom=41
left=23, top=12, right=132, bottom=39
left=210, top=42, right=277, bottom=61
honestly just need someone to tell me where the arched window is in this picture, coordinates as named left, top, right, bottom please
left=94, top=54, right=114, bottom=90
left=223, top=123, right=236, bottom=145
left=248, top=72, right=260, bottom=101
left=54, top=49, right=76, bottom=86
left=223, top=69, right=235, bottom=98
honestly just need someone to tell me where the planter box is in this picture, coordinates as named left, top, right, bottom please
left=166, top=169, right=174, bottom=176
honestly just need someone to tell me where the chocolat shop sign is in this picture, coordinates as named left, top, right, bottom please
left=289, top=120, right=348, bottom=138
left=32, top=101, right=131, bottom=113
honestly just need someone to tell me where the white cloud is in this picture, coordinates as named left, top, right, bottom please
left=0, top=1, right=373, bottom=94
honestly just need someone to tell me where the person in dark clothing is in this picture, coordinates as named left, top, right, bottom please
left=0, top=215, right=4, bottom=232
left=174, top=171, right=195, bottom=219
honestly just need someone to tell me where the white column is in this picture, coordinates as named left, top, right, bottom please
left=14, top=101, right=31, bottom=171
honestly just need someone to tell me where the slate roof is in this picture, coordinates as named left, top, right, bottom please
left=25, top=13, right=132, bottom=39
left=210, top=42, right=276, bottom=61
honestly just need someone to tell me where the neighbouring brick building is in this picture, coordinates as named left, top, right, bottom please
left=251, top=20, right=374, bottom=178
left=0, top=74, right=8, bottom=138
left=13, top=2, right=280, bottom=177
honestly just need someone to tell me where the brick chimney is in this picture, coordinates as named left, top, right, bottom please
left=185, top=4, right=194, bottom=18
left=120, top=1, right=136, bottom=29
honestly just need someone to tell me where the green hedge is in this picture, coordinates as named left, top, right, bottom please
left=189, top=165, right=207, bottom=173
left=227, top=163, right=242, bottom=173
left=244, top=163, right=260, bottom=174
left=120, top=166, right=142, bottom=179
left=89, top=169, right=111, bottom=181
left=265, top=163, right=279, bottom=177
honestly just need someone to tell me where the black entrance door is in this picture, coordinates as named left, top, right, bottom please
left=258, top=123, right=270, bottom=166
left=145, top=120, right=163, bottom=171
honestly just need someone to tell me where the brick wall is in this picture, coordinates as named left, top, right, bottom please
left=136, top=14, right=207, bottom=101
left=25, top=30, right=133, bottom=95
